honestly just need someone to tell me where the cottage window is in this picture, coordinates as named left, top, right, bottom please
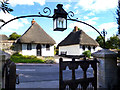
left=88, top=46, right=91, bottom=51
left=46, top=44, right=50, bottom=51
left=82, top=45, right=85, bottom=50
left=93, top=46, right=96, bottom=50
left=27, top=44, right=32, bottom=50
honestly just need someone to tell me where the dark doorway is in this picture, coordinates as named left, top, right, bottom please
left=36, top=44, right=41, bottom=56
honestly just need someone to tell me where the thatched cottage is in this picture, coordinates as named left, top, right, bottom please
left=16, top=19, right=56, bottom=56
left=58, top=26, right=99, bottom=56
left=0, top=34, right=15, bottom=50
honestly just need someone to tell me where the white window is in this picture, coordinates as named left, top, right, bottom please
left=82, top=45, right=85, bottom=50
left=88, top=46, right=91, bottom=51
left=46, top=44, right=50, bottom=51
left=93, top=46, right=96, bottom=51
left=27, top=44, right=32, bottom=50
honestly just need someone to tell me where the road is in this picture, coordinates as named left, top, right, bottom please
left=16, top=63, right=93, bottom=89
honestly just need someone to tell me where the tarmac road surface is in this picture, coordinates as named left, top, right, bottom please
left=16, top=63, right=93, bottom=89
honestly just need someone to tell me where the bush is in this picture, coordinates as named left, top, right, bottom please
left=44, top=60, right=55, bottom=64
left=12, top=52, right=22, bottom=56
left=10, top=45, right=15, bottom=50
left=10, top=53, right=44, bottom=63
left=23, top=55, right=37, bottom=59
left=44, top=57, right=55, bottom=64
left=82, top=50, right=91, bottom=58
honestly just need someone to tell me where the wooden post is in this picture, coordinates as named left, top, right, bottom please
left=93, top=58, right=97, bottom=90
left=8, top=62, right=16, bottom=89
left=72, top=58, right=75, bottom=80
left=59, top=58, right=63, bottom=90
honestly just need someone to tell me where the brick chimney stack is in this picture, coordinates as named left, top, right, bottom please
left=74, top=26, right=78, bottom=32
left=31, top=19, right=35, bottom=24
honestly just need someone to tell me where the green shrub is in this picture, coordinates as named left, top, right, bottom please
left=10, top=54, right=44, bottom=63
left=2, top=49, right=5, bottom=52
left=44, top=57, right=55, bottom=64
left=10, top=45, right=15, bottom=50
left=12, top=52, right=22, bottom=56
left=82, top=50, right=91, bottom=58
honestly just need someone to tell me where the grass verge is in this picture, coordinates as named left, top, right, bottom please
left=10, top=53, right=45, bottom=63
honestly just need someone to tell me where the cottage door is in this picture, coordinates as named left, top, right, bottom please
left=36, top=44, right=41, bottom=56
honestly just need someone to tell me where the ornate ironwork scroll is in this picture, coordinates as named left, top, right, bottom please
left=68, top=11, right=74, bottom=19
left=38, top=7, right=51, bottom=16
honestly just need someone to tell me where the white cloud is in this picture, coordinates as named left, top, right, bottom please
left=87, top=12, right=95, bottom=16
left=64, top=4, right=71, bottom=11
left=85, top=17, right=99, bottom=25
left=74, top=6, right=78, bottom=9
left=0, top=11, right=29, bottom=33
left=98, top=22, right=118, bottom=31
left=74, top=10, right=79, bottom=14
left=68, top=17, right=99, bottom=33
left=83, top=16, right=89, bottom=20
left=9, top=0, right=45, bottom=7
left=77, top=0, right=118, bottom=12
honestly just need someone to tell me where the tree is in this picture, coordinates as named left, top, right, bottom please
left=117, top=0, right=120, bottom=34
left=105, top=35, right=119, bottom=49
left=8, top=32, right=21, bottom=40
left=96, top=35, right=119, bottom=49
left=0, top=0, right=13, bottom=13
left=96, top=36, right=104, bottom=48
left=116, top=0, right=120, bottom=57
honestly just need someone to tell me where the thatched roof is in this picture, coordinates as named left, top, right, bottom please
left=17, top=21, right=56, bottom=44
left=58, top=29, right=99, bottom=46
left=0, top=34, right=8, bottom=40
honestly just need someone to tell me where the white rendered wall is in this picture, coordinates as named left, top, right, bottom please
left=59, top=44, right=100, bottom=55
left=22, top=44, right=54, bottom=56
left=22, top=44, right=37, bottom=56
left=42, top=45, right=54, bottom=56
left=59, top=44, right=80, bottom=55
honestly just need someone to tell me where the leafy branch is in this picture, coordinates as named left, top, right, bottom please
left=0, top=0, right=13, bottom=13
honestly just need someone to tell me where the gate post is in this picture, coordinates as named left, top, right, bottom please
left=0, top=54, right=5, bottom=89
left=92, top=49, right=118, bottom=89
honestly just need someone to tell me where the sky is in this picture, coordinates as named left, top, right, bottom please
left=0, top=0, right=119, bottom=45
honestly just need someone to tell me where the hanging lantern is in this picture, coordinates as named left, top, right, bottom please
left=53, top=4, right=68, bottom=31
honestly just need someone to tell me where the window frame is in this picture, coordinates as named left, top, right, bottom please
left=46, top=44, right=50, bottom=51
left=27, top=43, right=32, bottom=50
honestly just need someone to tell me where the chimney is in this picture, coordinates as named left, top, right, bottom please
left=74, top=26, right=78, bottom=32
left=31, top=19, right=35, bottom=24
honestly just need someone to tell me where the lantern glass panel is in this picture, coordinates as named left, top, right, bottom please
left=53, top=19, right=57, bottom=30
left=57, top=17, right=66, bottom=28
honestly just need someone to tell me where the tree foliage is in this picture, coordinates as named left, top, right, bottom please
left=96, top=35, right=120, bottom=49
left=117, top=0, right=120, bottom=34
left=82, top=50, right=91, bottom=58
left=96, top=36, right=104, bottom=48
left=0, top=0, right=13, bottom=13
left=8, top=32, right=21, bottom=40
left=106, top=35, right=120, bottom=49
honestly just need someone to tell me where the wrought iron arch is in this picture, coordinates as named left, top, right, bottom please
left=0, top=4, right=106, bottom=48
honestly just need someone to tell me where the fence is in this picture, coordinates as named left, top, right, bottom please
left=59, top=57, right=98, bottom=90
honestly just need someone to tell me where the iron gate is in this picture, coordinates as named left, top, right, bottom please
left=59, top=57, right=98, bottom=90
